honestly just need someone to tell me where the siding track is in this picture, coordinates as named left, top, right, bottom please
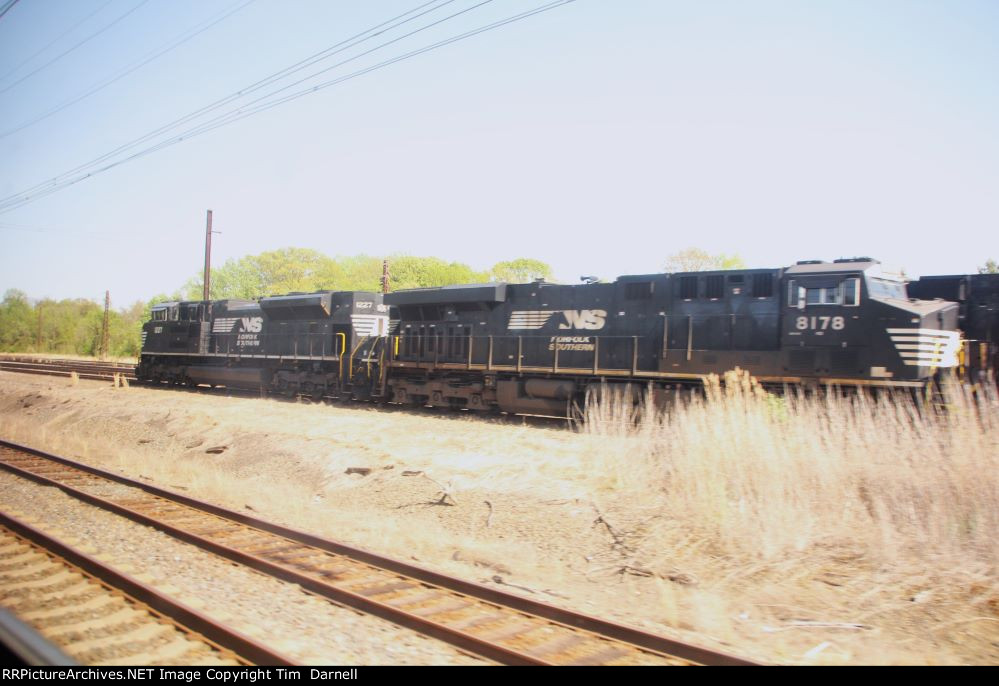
left=0, top=439, right=759, bottom=666
left=0, top=510, right=290, bottom=665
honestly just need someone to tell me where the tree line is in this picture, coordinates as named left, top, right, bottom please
left=0, top=290, right=146, bottom=359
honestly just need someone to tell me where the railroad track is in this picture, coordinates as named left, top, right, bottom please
left=0, top=439, right=758, bottom=666
left=0, top=510, right=290, bottom=666
left=0, top=357, right=136, bottom=382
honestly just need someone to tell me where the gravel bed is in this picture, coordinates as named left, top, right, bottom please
left=0, top=471, right=487, bottom=665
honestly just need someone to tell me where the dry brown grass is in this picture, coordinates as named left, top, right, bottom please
left=584, top=371, right=998, bottom=565
left=580, top=370, right=999, bottom=662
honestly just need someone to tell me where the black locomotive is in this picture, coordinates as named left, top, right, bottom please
left=137, top=257, right=963, bottom=416
left=908, top=273, right=999, bottom=383
left=138, top=291, right=389, bottom=401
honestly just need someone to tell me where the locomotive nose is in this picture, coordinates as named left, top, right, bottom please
left=886, top=301, right=961, bottom=371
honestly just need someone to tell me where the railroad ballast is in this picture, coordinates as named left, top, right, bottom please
left=136, top=258, right=973, bottom=416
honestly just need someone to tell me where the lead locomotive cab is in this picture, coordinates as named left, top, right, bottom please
left=141, top=300, right=210, bottom=356
left=781, top=259, right=959, bottom=382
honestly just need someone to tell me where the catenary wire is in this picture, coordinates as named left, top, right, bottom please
left=0, top=0, right=577, bottom=214
left=0, top=0, right=21, bottom=21
left=1, top=0, right=458, bottom=202
left=0, top=0, right=152, bottom=96
left=0, top=0, right=260, bottom=139
left=0, top=0, right=115, bottom=83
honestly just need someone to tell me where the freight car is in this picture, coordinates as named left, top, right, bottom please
left=136, top=257, right=961, bottom=416
left=908, top=273, right=999, bottom=382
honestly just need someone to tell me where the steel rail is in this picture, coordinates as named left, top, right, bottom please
left=0, top=511, right=293, bottom=666
left=0, top=438, right=759, bottom=666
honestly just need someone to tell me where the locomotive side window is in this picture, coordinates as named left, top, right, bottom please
left=706, top=275, right=724, bottom=299
left=679, top=276, right=698, bottom=299
left=843, top=278, right=860, bottom=306
left=625, top=282, right=653, bottom=300
left=752, top=273, right=773, bottom=298
left=788, top=281, right=803, bottom=308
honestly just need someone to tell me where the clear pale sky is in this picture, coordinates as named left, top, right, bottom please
left=1, top=0, right=997, bottom=307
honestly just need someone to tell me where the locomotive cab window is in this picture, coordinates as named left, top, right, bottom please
left=842, top=278, right=860, bottom=306
left=789, top=279, right=860, bottom=308
left=151, top=308, right=167, bottom=322
left=806, top=287, right=841, bottom=305
left=867, top=277, right=906, bottom=300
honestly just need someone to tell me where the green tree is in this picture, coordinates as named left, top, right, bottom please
left=113, top=300, right=148, bottom=358
left=979, top=259, right=998, bottom=274
left=386, top=255, right=489, bottom=290
left=331, top=255, right=383, bottom=291
left=664, top=248, right=747, bottom=272
left=490, top=258, right=553, bottom=283
left=182, top=250, right=501, bottom=299
left=185, top=247, right=340, bottom=300
left=0, top=289, right=34, bottom=351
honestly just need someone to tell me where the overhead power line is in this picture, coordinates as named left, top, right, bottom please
left=0, top=0, right=21, bottom=21
left=0, top=0, right=260, bottom=139
left=0, top=0, right=578, bottom=214
left=0, top=0, right=115, bottom=83
left=0, top=0, right=152, bottom=96
left=128, top=0, right=572, bottom=158
left=3, top=0, right=458, bottom=203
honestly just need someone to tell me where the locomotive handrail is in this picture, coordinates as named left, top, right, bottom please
left=687, top=314, right=693, bottom=361
left=348, top=336, right=369, bottom=381
left=336, top=333, right=346, bottom=379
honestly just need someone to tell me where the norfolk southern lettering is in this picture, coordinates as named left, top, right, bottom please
left=137, top=259, right=966, bottom=418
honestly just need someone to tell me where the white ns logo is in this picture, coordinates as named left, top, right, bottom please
left=241, top=317, right=263, bottom=333
left=560, top=309, right=606, bottom=330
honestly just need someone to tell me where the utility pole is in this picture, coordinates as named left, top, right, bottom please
left=36, top=306, right=42, bottom=351
left=203, top=210, right=214, bottom=301
left=99, top=290, right=110, bottom=361
left=381, top=259, right=390, bottom=294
